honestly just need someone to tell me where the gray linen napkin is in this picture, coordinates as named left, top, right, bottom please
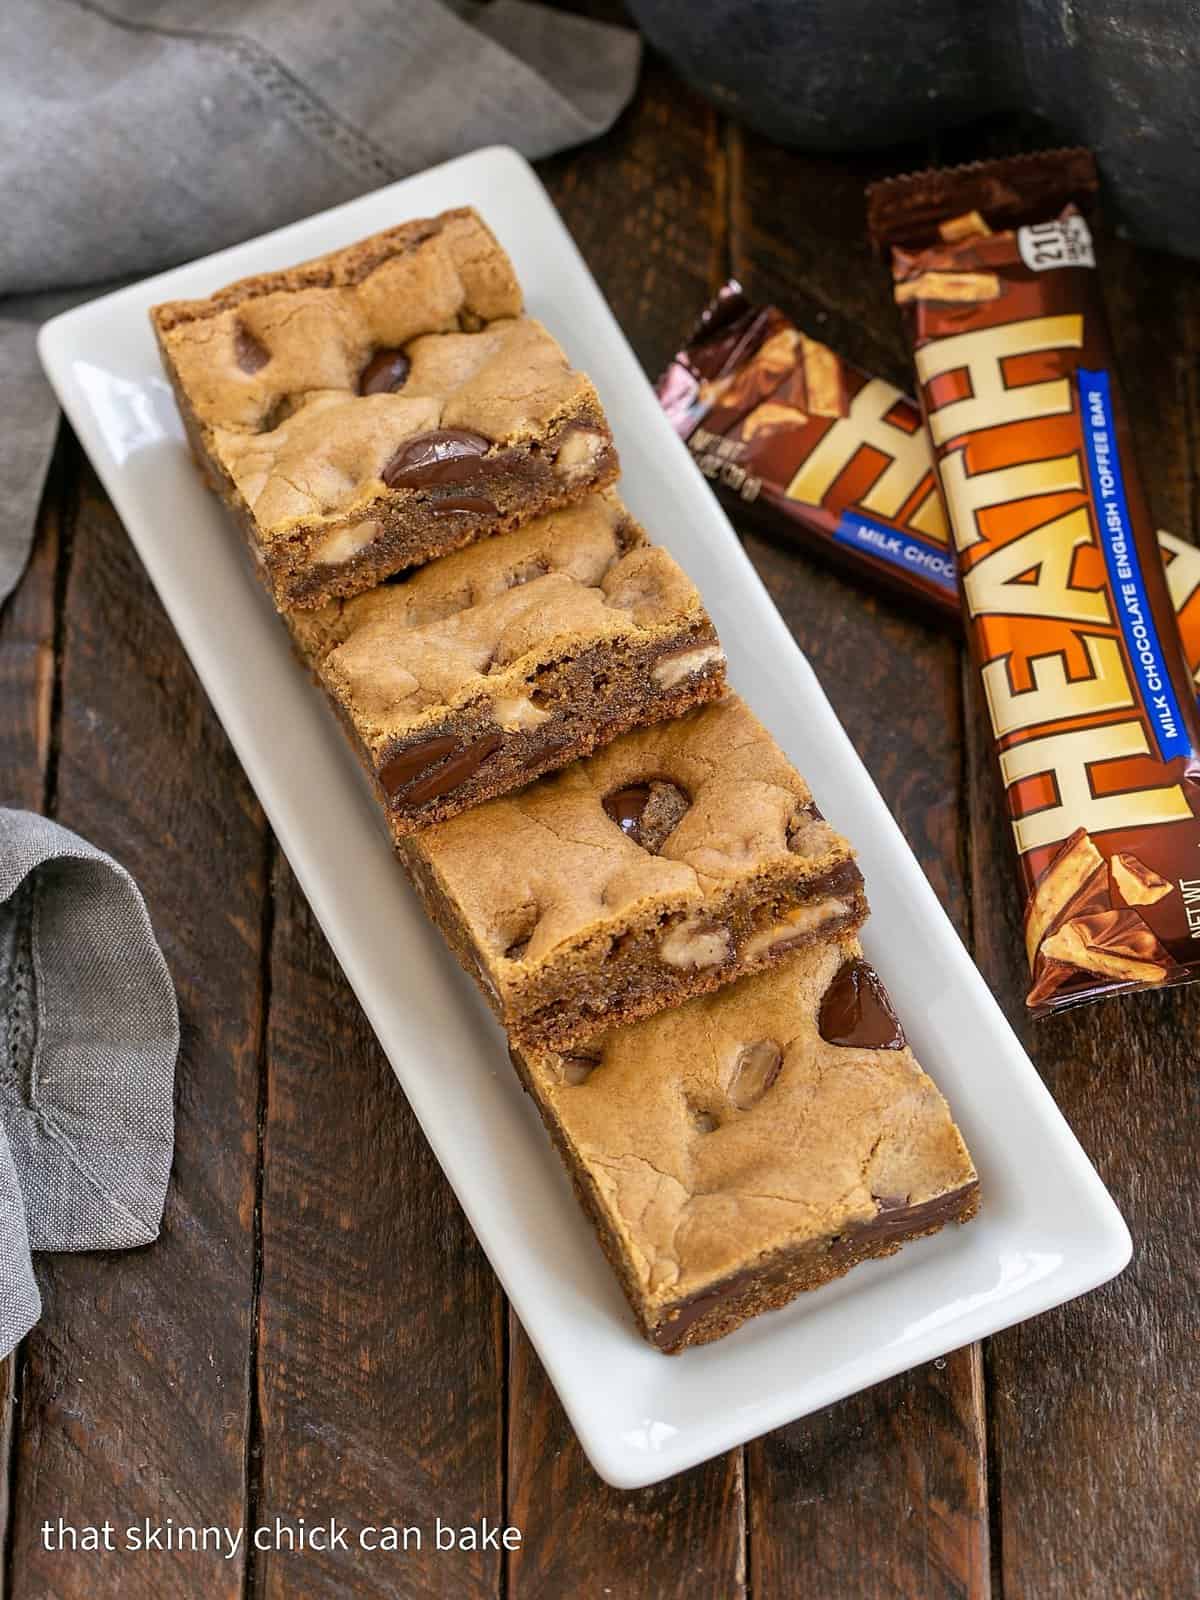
left=0, top=810, right=179, bottom=1357
left=0, top=0, right=641, bottom=607
left=0, top=1133, right=39, bottom=1357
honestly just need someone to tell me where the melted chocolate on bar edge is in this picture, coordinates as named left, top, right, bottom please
left=812, top=860, right=863, bottom=900
left=380, top=730, right=504, bottom=807
left=818, top=957, right=906, bottom=1050
left=379, top=735, right=458, bottom=797
left=382, top=429, right=494, bottom=489
left=430, top=494, right=498, bottom=518
left=650, top=1181, right=979, bottom=1350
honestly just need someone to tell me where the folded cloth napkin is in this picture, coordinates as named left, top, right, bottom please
left=0, top=810, right=179, bottom=1357
left=0, top=0, right=641, bottom=608
left=0, top=1134, right=39, bottom=1358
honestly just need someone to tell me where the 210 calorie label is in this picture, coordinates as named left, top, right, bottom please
left=1018, top=213, right=1096, bottom=272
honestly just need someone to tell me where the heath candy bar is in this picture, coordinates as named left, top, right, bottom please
left=868, top=149, right=1200, bottom=1013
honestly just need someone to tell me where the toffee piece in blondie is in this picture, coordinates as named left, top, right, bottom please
left=151, top=208, right=617, bottom=609
left=400, top=694, right=868, bottom=1049
left=511, top=941, right=979, bottom=1351
left=287, top=489, right=726, bottom=834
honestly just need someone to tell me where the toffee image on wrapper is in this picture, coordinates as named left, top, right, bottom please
left=656, top=283, right=960, bottom=617
left=655, top=283, right=1200, bottom=696
left=868, top=149, right=1200, bottom=1015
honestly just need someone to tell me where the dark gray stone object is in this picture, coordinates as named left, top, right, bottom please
left=628, top=0, right=1200, bottom=259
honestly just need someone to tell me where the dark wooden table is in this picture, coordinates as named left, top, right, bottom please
left=2, top=47, right=1198, bottom=1600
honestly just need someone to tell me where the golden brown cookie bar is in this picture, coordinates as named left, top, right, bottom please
left=510, top=941, right=979, bottom=1352
left=151, top=208, right=618, bottom=609
left=286, top=489, right=726, bottom=834
left=399, top=694, right=868, bottom=1049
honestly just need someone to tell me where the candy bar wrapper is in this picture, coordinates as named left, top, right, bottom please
left=656, top=282, right=959, bottom=615
left=868, top=149, right=1200, bottom=1014
left=656, top=284, right=1200, bottom=697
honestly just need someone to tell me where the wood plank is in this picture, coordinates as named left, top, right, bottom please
left=730, top=127, right=990, bottom=1599
left=505, top=60, right=747, bottom=1599
left=728, top=125, right=934, bottom=387
left=5, top=458, right=266, bottom=1598
left=0, top=429, right=66, bottom=1598
left=507, top=1339, right=746, bottom=1597
left=749, top=1347, right=987, bottom=1600
left=0, top=1356, right=14, bottom=1600
left=976, top=232, right=1200, bottom=1600
left=249, top=853, right=505, bottom=1600
left=537, top=55, right=730, bottom=384
left=0, top=426, right=63, bottom=814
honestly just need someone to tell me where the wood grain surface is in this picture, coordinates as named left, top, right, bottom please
left=0, top=35, right=1196, bottom=1600
left=3, top=462, right=267, bottom=1599
left=729, top=124, right=989, bottom=1600
left=251, top=854, right=505, bottom=1600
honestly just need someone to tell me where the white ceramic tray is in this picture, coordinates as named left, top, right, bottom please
left=39, top=146, right=1130, bottom=1489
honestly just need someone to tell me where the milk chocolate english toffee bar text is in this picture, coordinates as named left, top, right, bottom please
left=867, top=150, right=1200, bottom=1013
left=656, top=284, right=1200, bottom=693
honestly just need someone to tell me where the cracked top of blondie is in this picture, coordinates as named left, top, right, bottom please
left=288, top=489, right=715, bottom=755
left=153, top=208, right=521, bottom=432
left=151, top=208, right=604, bottom=539
left=406, top=694, right=857, bottom=971
left=519, top=941, right=978, bottom=1310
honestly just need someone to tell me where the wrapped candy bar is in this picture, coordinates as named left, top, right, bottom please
left=656, top=284, right=1200, bottom=700
left=657, top=283, right=958, bottom=616
left=868, top=149, right=1200, bottom=1013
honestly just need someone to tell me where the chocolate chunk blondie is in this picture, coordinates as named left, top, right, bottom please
left=288, top=488, right=726, bottom=834
left=399, top=694, right=868, bottom=1049
left=151, top=208, right=618, bottom=609
left=510, top=941, right=979, bottom=1351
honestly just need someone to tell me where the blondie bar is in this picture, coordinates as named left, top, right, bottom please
left=152, top=208, right=617, bottom=609
left=399, top=694, right=867, bottom=1048
left=510, top=941, right=979, bottom=1351
left=287, top=489, right=726, bottom=833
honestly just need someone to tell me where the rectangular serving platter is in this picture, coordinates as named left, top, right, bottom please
left=39, top=146, right=1130, bottom=1489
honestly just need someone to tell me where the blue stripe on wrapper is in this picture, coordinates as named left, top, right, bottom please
left=832, top=510, right=958, bottom=596
left=1079, top=368, right=1190, bottom=762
